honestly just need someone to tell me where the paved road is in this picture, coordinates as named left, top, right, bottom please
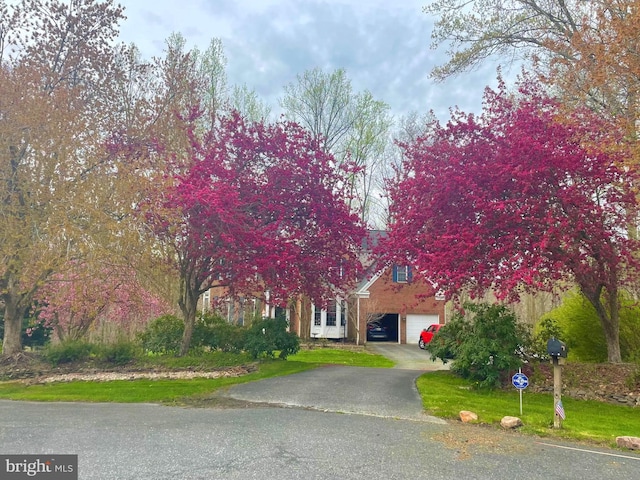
left=2, top=347, right=639, bottom=479
left=2, top=398, right=639, bottom=480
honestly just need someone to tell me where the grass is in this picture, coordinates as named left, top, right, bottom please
left=287, top=348, right=394, bottom=368
left=137, top=350, right=254, bottom=369
left=0, top=356, right=315, bottom=404
left=0, top=348, right=391, bottom=404
left=417, top=370, right=640, bottom=447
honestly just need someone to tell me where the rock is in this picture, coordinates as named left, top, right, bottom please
left=459, top=410, right=478, bottom=423
left=501, top=416, right=523, bottom=429
left=616, top=436, right=640, bottom=450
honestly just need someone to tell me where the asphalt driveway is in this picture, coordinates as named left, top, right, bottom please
left=365, top=342, right=451, bottom=370
left=219, top=365, right=444, bottom=422
left=218, top=343, right=449, bottom=423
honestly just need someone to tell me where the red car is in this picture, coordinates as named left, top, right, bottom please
left=418, top=324, right=442, bottom=349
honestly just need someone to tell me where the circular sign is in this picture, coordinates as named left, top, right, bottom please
left=512, top=372, right=529, bottom=390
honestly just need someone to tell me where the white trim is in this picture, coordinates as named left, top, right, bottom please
left=356, top=268, right=386, bottom=297
left=310, top=298, right=347, bottom=339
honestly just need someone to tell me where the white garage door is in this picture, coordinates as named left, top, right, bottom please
left=406, top=314, right=440, bottom=345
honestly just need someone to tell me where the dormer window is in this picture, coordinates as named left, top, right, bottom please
left=393, top=265, right=412, bottom=283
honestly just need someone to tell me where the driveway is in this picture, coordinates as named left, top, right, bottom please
left=365, top=342, right=451, bottom=370
left=217, top=343, right=449, bottom=422
left=218, top=365, right=445, bottom=423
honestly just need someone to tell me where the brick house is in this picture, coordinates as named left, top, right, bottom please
left=293, top=230, right=446, bottom=345
left=201, top=230, right=446, bottom=345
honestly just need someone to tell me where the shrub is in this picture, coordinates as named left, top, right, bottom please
left=541, top=291, right=640, bottom=362
left=244, top=317, right=300, bottom=359
left=43, top=340, right=96, bottom=366
left=429, top=302, right=531, bottom=389
left=190, top=313, right=249, bottom=352
left=22, top=316, right=53, bottom=348
left=426, top=313, right=471, bottom=362
left=192, top=313, right=225, bottom=348
left=531, top=317, right=564, bottom=360
left=211, top=322, right=248, bottom=352
left=138, top=315, right=184, bottom=354
left=97, top=340, right=140, bottom=365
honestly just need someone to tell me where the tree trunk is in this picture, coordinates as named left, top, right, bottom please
left=1, top=294, right=28, bottom=356
left=583, top=287, right=622, bottom=363
left=600, top=293, right=622, bottom=363
left=178, top=272, right=199, bottom=356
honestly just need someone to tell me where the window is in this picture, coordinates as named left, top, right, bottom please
left=326, top=300, right=337, bottom=326
left=314, top=305, right=321, bottom=326
left=393, top=265, right=411, bottom=283
left=202, top=290, right=210, bottom=312
left=340, top=300, right=346, bottom=326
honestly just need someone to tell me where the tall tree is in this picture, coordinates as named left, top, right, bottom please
left=0, top=0, right=127, bottom=355
left=280, top=68, right=391, bottom=226
left=425, top=0, right=593, bottom=81
left=280, top=68, right=356, bottom=157
left=143, top=113, right=365, bottom=354
left=425, top=0, right=640, bottom=151
left=231, top=83, right=272, bottom=123
left=36, top=263, right=169, bottom=341
left=382, top=78, right=639, bottom=363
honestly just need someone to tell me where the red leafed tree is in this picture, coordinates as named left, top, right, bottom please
left=382, top=78, right=640, bottom=363
left=146, top=112, right=365, bottom=355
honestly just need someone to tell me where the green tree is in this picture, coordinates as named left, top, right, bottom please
left=542, top=291, right=640, bottom=362
left=0, top=0, right=127, bottom=356
left=280, top=68, right=391, bottom=226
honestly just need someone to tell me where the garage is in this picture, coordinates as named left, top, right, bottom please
left=406, top=314, right=440, bottom=346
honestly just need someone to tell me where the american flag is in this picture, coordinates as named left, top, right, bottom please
left=555, top=400, right=566, bottom=420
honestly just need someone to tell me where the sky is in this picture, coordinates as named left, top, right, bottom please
left=116, top=0, right=508, bottom=122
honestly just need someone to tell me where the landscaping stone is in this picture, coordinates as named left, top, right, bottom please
left=500, top=416, right=523, bottom=429
left=616, top=436, right=640, bottom=450
left=459, top=410, right=478, bottom=423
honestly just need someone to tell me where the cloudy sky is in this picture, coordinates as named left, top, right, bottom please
left=116, top=0, right=507, bottom=122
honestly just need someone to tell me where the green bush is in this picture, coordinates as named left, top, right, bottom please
left=211, top=322, right=248, bottom=352
left=97, top=340, right=140, bottom=365
left=426, top=313, right=471, bottom=361
left=138, top=315, right=184, bottom=354
left=191, top=313, right=224, bottom=348
left=244, top=317, right=300, bottom=359
left=541, top=291, right=640, bottom=362
left=531, top=317, right=564, bottom=360
left=43, top=340, right=97, bottom=366
left=428, top=302, right=531, bottom=389
left=191, top=313, right=248, bottom=352
left=22, top=316, right=53, bottom=348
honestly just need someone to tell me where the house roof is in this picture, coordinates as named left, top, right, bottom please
left=356, top=230, right=388, bottom=294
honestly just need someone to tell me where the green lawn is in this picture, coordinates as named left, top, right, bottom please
left=417, top=370, right=640, bottom=447
left=0, top=348, right=391, bottom=403
left=287, top=348, right=394, bottom=368
left=0, top=358, right=315, bottom=404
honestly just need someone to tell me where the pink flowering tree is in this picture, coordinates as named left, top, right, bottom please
left=381, top=78, right=640, bottom=363
left=36, top=263, right=170, bottom=341
left=145, top=112, right=366, bottom=355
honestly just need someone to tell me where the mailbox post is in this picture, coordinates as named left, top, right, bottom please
left=547, top=337, right=568, bottom=429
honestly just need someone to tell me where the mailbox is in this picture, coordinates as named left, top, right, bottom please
left=547, top=337, right=568, bottom=358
